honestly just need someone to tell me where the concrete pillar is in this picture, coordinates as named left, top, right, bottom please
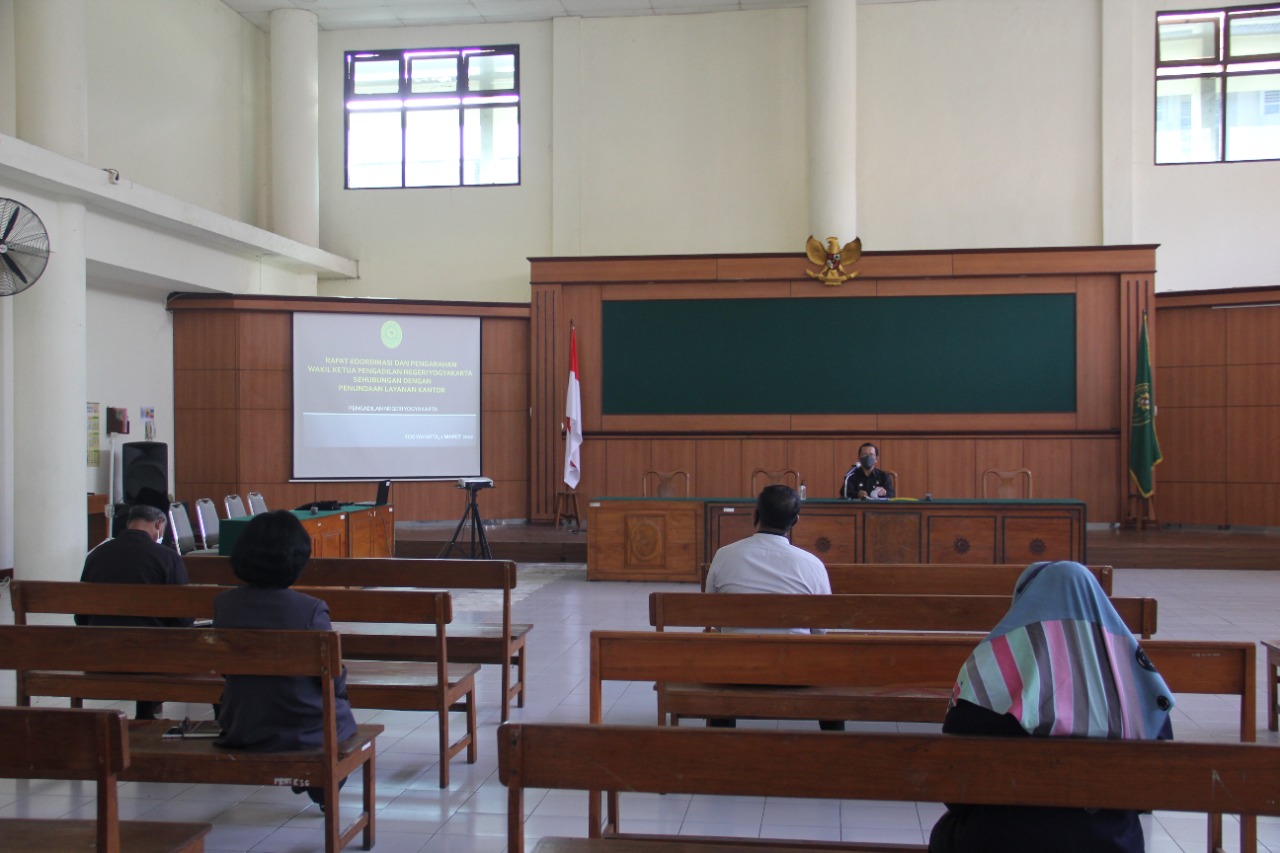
left=270, top=8, right=320, bottom=246
left=10, top=0, right=88, bottom=580
left=807, top=0, right=858, bottom=242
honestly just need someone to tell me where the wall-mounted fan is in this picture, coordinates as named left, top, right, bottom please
left=0, top=198, right=50, bottom=297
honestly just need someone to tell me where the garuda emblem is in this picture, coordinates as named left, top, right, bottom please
left=805, top=235, right=862, bottom=285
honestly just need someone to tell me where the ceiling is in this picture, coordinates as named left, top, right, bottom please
left=219, top=0, right=920, bottom=31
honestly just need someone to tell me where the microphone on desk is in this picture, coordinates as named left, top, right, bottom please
left=840, top=466, right=858, bottom=500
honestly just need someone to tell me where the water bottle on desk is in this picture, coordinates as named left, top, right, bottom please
left=798, top=481, right=807, bottom=501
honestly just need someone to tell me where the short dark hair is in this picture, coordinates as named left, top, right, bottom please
left=126, top=504, right=166, bottom=525
left=756, top=484, right=801, bottom=531
left=859, top=442, right=879, bottom=458
left=230, top=510, right=311, bottom=589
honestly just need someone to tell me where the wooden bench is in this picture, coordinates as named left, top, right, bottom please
left=1261, top=640, right=1280, bottom=732
left=10, top=579, right=478, bottom=787
left=651, top=590, right=1158, bottom=637
left=0, top=706, right=211, bottom=853
left=186, top=555, right=530, bottom=721
left=0, top=625, right=380, bottom=853
left=590, top=630, right=1258, bottom=853
left=700, top=562, right=1114, bottom=595
left=498, top=721, right=1280, bottom=853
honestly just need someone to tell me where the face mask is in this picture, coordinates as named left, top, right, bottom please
left=860, top=455, right=875, bottom=469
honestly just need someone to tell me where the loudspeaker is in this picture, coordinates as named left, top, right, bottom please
left=122, top=441, right=168, bottom=510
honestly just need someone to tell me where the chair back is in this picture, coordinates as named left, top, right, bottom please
left=168, top=502, right=198, bottom=554
left=642, top=469, right=691, bottom=498
left=224, top=494, right=247, bottom=518
left=194, top=498, right=220, bottom=550
left=982, top=468, right=1033, bottom=499
left=247, top=491, right=268, bottom=515
left=750, top=467, right=800, bottom=493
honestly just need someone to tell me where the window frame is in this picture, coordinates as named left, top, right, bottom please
left=343, top=44, right=521, bottom=189
left=1155, top=3, right=1280, bottom=164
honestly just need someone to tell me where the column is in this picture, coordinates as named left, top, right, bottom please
left=11, top=0, right=89, bottom=581
left=270, top=8, right=320, bottom=246
left=806, top=0, right=858, bottom=242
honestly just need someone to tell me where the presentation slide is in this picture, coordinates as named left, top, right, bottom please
left=293, top=313, right=481, bottom=480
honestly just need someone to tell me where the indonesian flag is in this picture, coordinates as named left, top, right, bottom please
left=563, top=327, right=582, bottom=488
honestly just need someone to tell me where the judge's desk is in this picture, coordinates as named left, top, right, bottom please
left=586, top=496, right=1085, bottom=582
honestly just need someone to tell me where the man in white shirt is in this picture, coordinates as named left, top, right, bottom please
left=703, top=484, right=842, bottom=730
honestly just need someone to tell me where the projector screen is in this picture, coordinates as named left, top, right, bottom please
left=292, top=313, right=481, bottom=480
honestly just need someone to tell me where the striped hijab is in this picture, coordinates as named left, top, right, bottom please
left=952, top=561, right=1173, bottom=739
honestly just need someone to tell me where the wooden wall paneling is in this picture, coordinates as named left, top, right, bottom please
left=174, top=409, right=237, bottom=484
left=237, top=409, right=292, bottom=483
left=741, top=439, right=793, bottom=493
left=577, top=439, right=609, bottom=507
left=604, top=281, right=781, bottom=301
left=483, top=316, right=530, bottom=372
left=482, top=409, right=532, bottom=483
left=1075, top=275, right=1121, bottom=432
left=1071, top=437, right=1120, bottom=525
left=604, top=439, right=651, bottom=497
left=881, top=439, right=929, bottom=499
left=176, top=483, right=236, bottom=509
left=789, top=439, right=836, bottom=499
left=1157, top=307, right=1225, bottom=367
left=1158, top=366, right=1226, bottom=408
left=564, top=285, right=602, bottom=430
left=238, top=370, right=289, bottom=410
left=1226, top=304, right=1280, bottom=365
left=696, top=440, right=744, bottom=498
left=1226, top=364, right=1280, bottom=407
left=1227, top=484, right=1280, bottom=527
left=1158, top=482, right=1225, bottom=527
left=237, top=312, right=291, bottom=370
left=927, top=440, right=977, bottom=499
left=875, top=413, right=1076, bottom=432
left=175, top=370, right=237, bottom=411
left=973, top=439, right=1024, bottom=497
left=529, top=285, right=559, bottom=521
left=1226, top=406, right=1280, bottom=485
left=1022, top=439, right=1073, bottom=500
left=951, top=246, right=1157, bottom=277
left=1158, top=406, right=1226, bottom=484
left=649, top=440, right=698, bottom=495
left=172, top=311, right=237, bottom=370
left=529, top=256, right=719, bottom=283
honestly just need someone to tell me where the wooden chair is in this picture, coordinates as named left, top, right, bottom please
left=642, top=469, right=690, bottom=498
left=749, top=467, right=799, bottom=493
left=982, top=467, right=1033, bottom=499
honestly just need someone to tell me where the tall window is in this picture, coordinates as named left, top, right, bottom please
left=345, top=45, right=520, bottom=188
left=1156, top=5, right=1280, bottom=163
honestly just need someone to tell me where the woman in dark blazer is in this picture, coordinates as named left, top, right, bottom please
left=213, top=510, right=357, bottom=805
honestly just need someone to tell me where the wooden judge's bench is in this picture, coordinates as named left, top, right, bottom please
left=586, top=497, right=1086, bottom=582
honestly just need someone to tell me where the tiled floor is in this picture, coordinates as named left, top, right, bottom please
left=2, top=566, right=1279, bottom=852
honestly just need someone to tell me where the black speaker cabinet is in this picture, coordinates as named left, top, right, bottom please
left=121, top=441, right=168, bottom=509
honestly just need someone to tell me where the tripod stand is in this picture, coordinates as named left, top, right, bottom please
left=439, top=481, right=493, bottom=559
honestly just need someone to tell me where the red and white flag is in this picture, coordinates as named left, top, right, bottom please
left=563, top=327, right=582, bottom=489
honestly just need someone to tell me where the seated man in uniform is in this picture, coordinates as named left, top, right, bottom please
left=704, top=484, right=842, bottom=730
left=841, top=441, right=894, bottom=499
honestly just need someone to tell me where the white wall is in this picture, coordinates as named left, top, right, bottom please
left=318, top=21, right=553, bottom=303
left=0, top=0, right=13, bottom=137
left=85, top=0, right=269, bottom=227
left=84, top=286, right=175, bottom=502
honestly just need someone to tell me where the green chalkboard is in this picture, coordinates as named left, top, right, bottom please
left=602, top=294, right=1076, bottom=415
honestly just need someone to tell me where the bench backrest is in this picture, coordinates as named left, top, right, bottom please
left=700, top=562, right=1114, bottom=595
left=650, top=591, right=1157, bottom=638
left=185, top=555, right=517, bottom=591
left=589, top=630, right=1255, bottom=738
left=0, top=706, right=130, bottom=853
left=498, top=722, right=1280, bottom=853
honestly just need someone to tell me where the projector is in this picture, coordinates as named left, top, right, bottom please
left=457, top=477, right=494, bottom=489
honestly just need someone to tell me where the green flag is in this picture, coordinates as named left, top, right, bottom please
left=1129, top=313, right=1162, bottom=498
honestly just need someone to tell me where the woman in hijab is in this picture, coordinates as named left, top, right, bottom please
left=928, top=560, right=1175, bottom=853
left=213, top=510, right=357, bottom=808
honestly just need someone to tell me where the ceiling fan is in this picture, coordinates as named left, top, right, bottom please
left=0, top=198, right=51, bottom=297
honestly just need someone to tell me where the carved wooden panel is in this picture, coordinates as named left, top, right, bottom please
left=927, top=515, right=997, bottom=563
left=1002, top=515, right=1077, bottom=564
left=791, top=511, right=856, bottom=564
left=587, top=500, right=702, bottom=582
left=864, top=511, right=922, bottom=563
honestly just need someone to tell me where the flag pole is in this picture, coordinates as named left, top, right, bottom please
left=1126, top=309, right=1161, bottom=530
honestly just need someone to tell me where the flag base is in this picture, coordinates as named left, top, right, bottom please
left=554, top=489, right=581, bottom=530
left=1124, top=494, right=1159, bottom=530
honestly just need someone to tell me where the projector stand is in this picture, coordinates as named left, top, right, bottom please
left=440, top=481, right=493, bottom=559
